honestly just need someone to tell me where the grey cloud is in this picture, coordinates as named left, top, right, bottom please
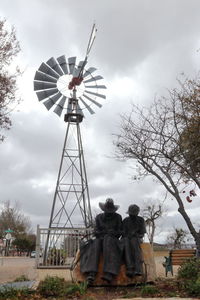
left=0, top=0, right=200, bottom=236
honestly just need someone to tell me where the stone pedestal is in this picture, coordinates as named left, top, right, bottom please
left=72, top=243, right=156, bottom=286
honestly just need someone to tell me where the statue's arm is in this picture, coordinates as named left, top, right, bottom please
left=94, top=214, right=104, bottom=238
left=138, top=218, right=146, bottom=238
left=118, top=214, right=124, bottom=238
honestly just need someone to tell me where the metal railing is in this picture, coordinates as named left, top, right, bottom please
left=35, top=225, right=93, bottom=269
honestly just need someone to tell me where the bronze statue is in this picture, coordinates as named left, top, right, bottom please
left=123, top=204, right=146, bottom=277
left=80, top=198, right=123, bottom=284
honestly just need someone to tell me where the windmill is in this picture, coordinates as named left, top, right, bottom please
left=33, top=24, right=106, bottom=252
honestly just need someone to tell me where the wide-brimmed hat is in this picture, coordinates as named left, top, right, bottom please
left=99, top=198, right=119, bottom=213
left=126, top=204, right=140, bottom=215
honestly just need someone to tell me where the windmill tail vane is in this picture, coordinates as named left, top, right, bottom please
left=86, top=23, right=97, bottom=59
left=68, top=23, right=97, bottom=90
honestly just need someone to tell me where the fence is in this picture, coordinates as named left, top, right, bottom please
left=35, top=225, right=93, bottom=269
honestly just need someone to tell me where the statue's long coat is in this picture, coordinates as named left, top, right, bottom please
left=80, top=212, right=123, bottom=275
left=123, top=215, right=146, bottom=273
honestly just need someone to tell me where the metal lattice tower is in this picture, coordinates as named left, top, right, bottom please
left=33, top=24, right=106, bottom=239
left=49, top=91, right=92, bottom=229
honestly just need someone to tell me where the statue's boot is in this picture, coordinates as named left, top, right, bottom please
left=101, top=272, right=113, bottom=283
left=134, top=271, right=142, bottom=276
left=134, top=264, right=143, bottom=276
left=86, top=272, right=96, bottom=285
left=126, top=268, right=134, bottom=278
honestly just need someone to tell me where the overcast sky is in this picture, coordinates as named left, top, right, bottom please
left=0, top=0, right=200, bottom=243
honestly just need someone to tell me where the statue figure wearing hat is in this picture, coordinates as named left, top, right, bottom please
left=80, top=198, right=123, bottom=284
left=123, top=204, right=146, bottom=278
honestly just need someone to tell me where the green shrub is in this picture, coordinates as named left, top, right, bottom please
left=66, top=282, right=87, bottom=296
left=185, top=280, right=200, bottom=296
left=141, top=285, right=159, bottom=296
left=13, top=274, right=29, bottom=282
left=177, top=257, right=200, bottom=281
left=37, top=276, right=67, bottom=297
left=0, top=286, right=30, bottom=299
left=177, top=257, right=200, bottom=296
left=122, top=291, right=137, bottom=298
left=38, top=276, right=88, bottom=298
left=165, top=291, right=178, bottom=297
left=0, top=286, right=18, bottom=299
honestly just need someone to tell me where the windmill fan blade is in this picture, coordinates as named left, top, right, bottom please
left=54, top=106, right=63, bottom=117
left=34, top=81, right=57, bottom=91
left=80, top=97, right=95, bottom=114
left=83, top=67, right=97, bottom=78
left=43, top=92, right=62, bottom=110
left=83, top=94, right=102, bottom=108
left=46, top=57, right=64, bottom=76
left=68, top=56, right=76, bottom=74
left=38, top=62, right=60, bottom=79
left=43, top=99, right=55, bottom=110
left=85, top=84, right=106, bottom=89
left=85, top=90, right=106, bottom=99
left=84, top=75, right=103, bottom=83
left=36, top=88, right=59, bottom=101
left=34, top=71, right=57, bottom=83
left=57, top=55, right=68, bottom=74
left=53, top=96, right=67, bottom=116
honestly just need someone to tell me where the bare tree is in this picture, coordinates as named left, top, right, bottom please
left=114, top=75, right=200, bottom=253
left=0, top=19, right=21, bottom=142
left=141, top=200, right=166, bottom=245
left=167, top=228, right=191, bottom=249
left=0, top=201, right=31, bottom=239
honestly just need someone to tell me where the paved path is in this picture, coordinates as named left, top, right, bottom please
left=0, top=251, right=178, bottom=283
left=0, top=257, right=37, bottom=283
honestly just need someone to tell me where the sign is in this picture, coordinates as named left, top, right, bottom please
left=5, top=229, right=13, bottom=233
left=5, top=233, right=12, bottom=240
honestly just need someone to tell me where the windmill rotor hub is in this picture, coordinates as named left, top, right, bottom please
left=68, top=76, right=83, bottom=90
left=57, top=74, right=85, bottom=98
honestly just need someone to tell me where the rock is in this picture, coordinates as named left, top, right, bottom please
left=72, top=243, right=156, bottom=286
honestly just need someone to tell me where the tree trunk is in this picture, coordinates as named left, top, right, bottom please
left=150, top=222, right=155, bottom=245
